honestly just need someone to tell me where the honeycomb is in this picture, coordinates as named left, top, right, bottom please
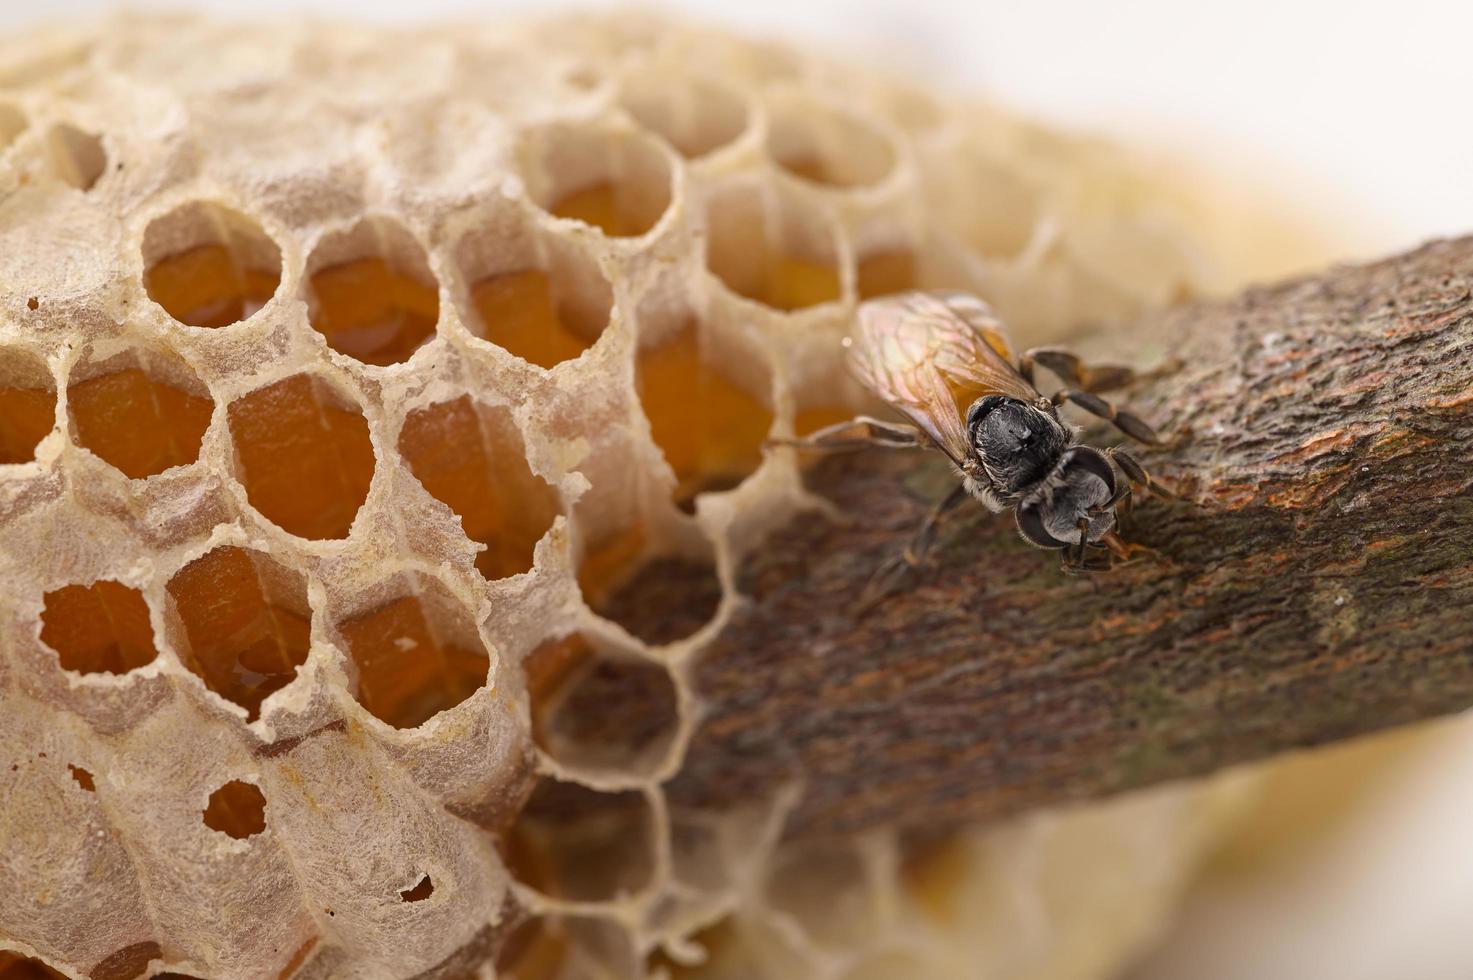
left=0, top=11, right=1266, bottom=979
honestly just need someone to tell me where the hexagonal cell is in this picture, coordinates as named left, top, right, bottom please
left=454, top=213, right=614, bottom=369
left=336, top=575, right=489, bottom=729
left=226, top=374, right=376, bottom=540
left=399, top=396, right=559, bottom=581
left=927, top=147, right=1042, bottom=261
left=856, top=247, right=918, bottom=299
left=0, top=103, right=25, bottom=152
left=620, top=76, right=748, bottom=159
left=0, top=951, right=68, bottom=980
left=46, top=123, right=106, bottom=191
left=165, top=546, right=311, bottom=721
left=39, top=580, right=158, bottom=675
left=636, top=309, right=774, bottom=510
left=304, top=217, right=440, bottom=366
left=202, top=779, right=267, bottom=839
left=704, top=182, right=841, bottom=311
left=0, top=348, right=56, bottom=465
left=67, top=348, right=213, bottom=479
left=580, top=534, right=722, bottom=647
left=142, top=201, right=282, bottom=328
left=518, top=123, right=673, bottom=238
left=766, top=96, right=896, bottom=189
left=529, top=633, right=679, bottom=776
left=503, top=780, right=656, bottom=902
left=496, top=916, right=637, bottom=980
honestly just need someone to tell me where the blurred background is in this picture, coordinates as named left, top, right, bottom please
left=7, top=1, right=1472, bottom=976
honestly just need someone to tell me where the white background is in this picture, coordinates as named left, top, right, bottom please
left=6, top=1, right=1473, bottom=977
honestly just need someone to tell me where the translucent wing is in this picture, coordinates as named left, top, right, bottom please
left=848, top=291, right=1039, bottom=464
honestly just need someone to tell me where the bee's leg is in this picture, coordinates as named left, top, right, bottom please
left=1106, top=447, right=1180, bottom=500
left=855, top=483, right=970, bottom=611
left=1049, top=388, right=1163, bottom=446
left=765, top=415, right=927, bottom=455
left=1019, top=347, right=1179, bottom=393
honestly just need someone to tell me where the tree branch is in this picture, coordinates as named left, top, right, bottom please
left=658, top=237, right=1473, bottom=837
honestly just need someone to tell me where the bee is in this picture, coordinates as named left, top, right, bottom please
left=780, top=290, right=1178, bottom=587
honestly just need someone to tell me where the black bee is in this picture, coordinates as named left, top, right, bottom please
left=782, top=290, right=1176, bottom=585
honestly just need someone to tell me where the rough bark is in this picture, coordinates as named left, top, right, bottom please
left=656, top=237, right=1473, bottom=837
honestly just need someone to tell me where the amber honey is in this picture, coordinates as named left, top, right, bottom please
left=0, top=952, right=70, bottom=980
left=856, top=248, right=918, bottom=299
left=338, top=594, right=488, bottom=729
left=144, top=243, right=280, bottom=328
left=636, top=320, right=773, bottom=506
left=471, top=270, right=592, bottom=369
left=39, top=580, right=157, bottom=675
left=166, top=547, right=310, bottom=721
left=201, top=779, right=267, bottom=839
left=0, top=386, right=55, bottom=464
left=307, top=256, right=439, bottom=365
left=69, top=369, right=213, bottom=479
left=495, top=918, right=570, bottom=980
left=398, top=397, right=559, bottom=581
left=226, top=375, right=375, bottom=540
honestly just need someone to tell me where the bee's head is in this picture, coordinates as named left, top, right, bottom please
left=967, top=395, right=1069, bottom=492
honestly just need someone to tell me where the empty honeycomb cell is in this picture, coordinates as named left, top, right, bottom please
left=142, top=201, right=282, bottom=328
left=337, top=583, right=489, bottom=729
left=67, top=362, right=213, bottom=479
left=856, top=247, right=918, bottom=299
left=46, top=123, right=106, bottom=191
left=530, top=634, right=679, bottom=775
left=456, top=214, right=615, bottom=368
left=704, top=183, right=841, bottom=311
left=202, top=779, right=267, bottom=839
left=504, top=780, right=656, bottom=902
left=636, top=315, right=774, bottom=509
left=226, top=374, right=375, bottom=540
left=0, top=952, right=68, bottom=980
left=69, top=764, right=95, bottom=791
left=399, top=875, right=434, bottom=903
left=932, top=150, right=1042, bottom=260
left=620, top=76, right=748, bottom=159
left=304, top=217, right=440, bottom=366
left=766, top=96, right=897, bottom=189
left=518, top=124, right=673, bottom=237
left=39, top=580, right=158, bottom=675
left=0, top=348, right=56, bottom=465
left=586, top=548, right=722, bottom=647
left=399, top=396, right=559, bottom=581
left=166, top=546, right=311, bottom=721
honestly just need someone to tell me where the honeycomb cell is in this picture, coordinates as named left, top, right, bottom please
left=764, top=842, right=875, bottom=948
left=69, top=765, right=95, bottom=791
left=620, top=76, right=748, bottom=159
left=142, top=201, right=282, bottom=328
left=399, top=875, right=433, bottom=903
left=39, top=580, right=158, bottom=675
left=0, top=348, right=56, bottom=465
left=518, top=124, right=673, bottom=237
left=202, top=779, right=267, bottom=839
left=68, top=363, right=213, bottom=479
left=704, top=183, right=841, bottom=311
left=0, top=952, right=68, bottom=980
left=0, top=103, right=25, bottom=151
left=227, top=374, right=375, bottom=540
left=166, top=546, right=311, bottom=721
left=89, top=942, right=163, bottom=980
left=530, top=634, right=679, bottom=775
left=496, top=916, right=637, bottom=980
left=337, top=585, right=489, bottom=729
left=935, top=149, right=1042, bottom=260
left=504, top=780, right=655, bottom=902
left=399, top=396, right=559, bottom=581
left=494, top=917, right=569, bottom=980
left=456, top=213, right=615, bottom=368
left=304, top=217, right=440, bottom=366
left=766, top=97, right=896, bottom=189
left=636, top=316, right=774, bottom=509
left=856, top=247, right=918, bottom=299
left=586, top=548, right=722, bottom=647
left=46, top=123, right=106, bottom=191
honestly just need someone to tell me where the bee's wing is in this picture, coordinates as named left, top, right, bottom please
left=849, top=292, right=1038, bottom=464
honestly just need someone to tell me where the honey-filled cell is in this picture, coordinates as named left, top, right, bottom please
left=0, top=385, right=55, bottom=464
left=40, top=580, right=158, bottom=675
left=306, top=218, right=441, bottom=366
left=470, top=270, right=592, bottom=370
left=166, top=546, right=310, bottom=721
left=69, top=368, right=213, bottom=478
left=142, top=202, right=282, bottom=328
